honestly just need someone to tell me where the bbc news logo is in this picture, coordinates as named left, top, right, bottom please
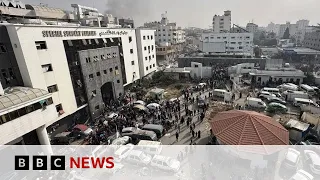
left=15, top=156, right=114, bottom=170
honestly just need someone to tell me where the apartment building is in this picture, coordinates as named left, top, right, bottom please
left=200, top=32, right=254, bottom=55
left=135, top=29, right=158, bottom=77
left=246, top=23, right=258, bottom=33
left=303, top=31, right=320, bottom=51
left=212, top=10, right=231, bottom=33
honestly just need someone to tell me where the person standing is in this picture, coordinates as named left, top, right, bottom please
left=176, top=131, right=179, bottom=142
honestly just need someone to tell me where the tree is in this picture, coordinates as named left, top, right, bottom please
left=303, top=73, right=315, bottom=85
left=283, top=27, right=290, bottom=39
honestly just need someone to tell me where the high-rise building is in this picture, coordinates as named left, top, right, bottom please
left=296, top=19, right=310, bottom=30
left=246, top=23, right=258, bottom=33
left=212, top=10, right=231, bottom=33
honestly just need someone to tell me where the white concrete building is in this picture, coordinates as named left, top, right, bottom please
left=278, top=22, right=298, bottom=38
left=0, top=86, right=57, bottom=145
left=246, top=23, right=258, bottom=33
left=212, top=10, right=231, bottom=33
left=297, top=20, right=310, bottom=30
left=135, top=29, right=157, bottom=77
left=200, top=32, right=254, bottom=55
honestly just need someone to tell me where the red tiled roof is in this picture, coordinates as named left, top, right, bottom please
left=210, top=110, right=289, bottom=145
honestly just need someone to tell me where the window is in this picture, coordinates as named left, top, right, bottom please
left=143, top=36, right=146, bottom=40
left=8, top=68, right=15, bottom=79
left=144, top=46, right=147, bottom=51
left=223, top=37, right=226, bottom=39
left=47, top=85, right=58, bottom=93
left=246, top=36, right=250, bottom=39
left=115, top=66, right=118, bottom=71
left=151, top=35, right=153, bottom=40
left=103, top=70, right=107, bottom=74
left=148, top=46, right=150, bottom=50
left=152, top=45, right=154, bottom=50
left=150, top=65, right=152, bottom=69
left=152, top=55, right=155, bottom=58
left=163, top=29, right=165, bottom=31
left=146, top=67, right=148, bottom=71
left=217, top=37, right=221, bottom=39
left=89, top=74, right=94, bottom=79
left=131, top=61, right=135, bottom=65
left=159, top=39, right=161, bottom=42
left=147, top=36, right=150, bottom=39
left=145, top=57, right=148, bottom=60
left=0, top=44, right=7, bottom=53
left=129, top=36, right=132, bottom=43
left=96, top=72, right=101, bottom=76
left=230, top=47, right=235, bottom=50
left=35, top=41, right=47, bottom=50
left=42, top=64, right=53, bottom=73
left=153, top=64, right=155, bottom=67
left=117, top=80, right=120, bottom=83
left=56, top=104, right=63, bottom=112
left=109, top=68, right=113, bottom=72
left=239, top=46, right=243, bottom=49
left=231, top=42, right=236, bottom=44
left=95, top=105, right=99, bottom=110
left=163, top=34, right=166, bottom=36
left=149, top=56, right=151, bottom=60
left=101, top=55, right=106, bottom=60
left=85, top=57, right=91, bottom=63
left=194, top=65, right=198, bottom=68
left=130, top=49, right=133, bottom=54
left=231, top=37, right=235, bottom=39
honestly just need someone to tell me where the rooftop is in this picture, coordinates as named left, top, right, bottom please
left=163, top=68, right=190, bottom=73
left=210, top=110, right=289, bottom=145
left=279, top=47, right=320, bottom=55
left=249, top=69, right=305, bottom=77
left=0, top=87, right=50, bottom=112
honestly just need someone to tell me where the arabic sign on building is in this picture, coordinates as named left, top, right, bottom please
left=42, top=31, right=97, bottom=38
left=99, top=30, right=128, bottom=36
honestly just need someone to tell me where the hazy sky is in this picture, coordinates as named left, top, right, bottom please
left=24, top=0, right=320, bottom=28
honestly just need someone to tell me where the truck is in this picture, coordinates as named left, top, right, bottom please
left=282, top=90, right=309, bottom=102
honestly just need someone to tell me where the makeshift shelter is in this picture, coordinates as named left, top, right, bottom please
left=285, top=119, right=310, bottom=142
left=210, top=110, right=289, bottom=146
left=147, top=103, right=161, bottom=110
left=133, top=104, right=148, bottom=112
left=149, top=88, right=164, bottom=100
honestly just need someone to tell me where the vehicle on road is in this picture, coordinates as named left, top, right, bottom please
left=142, top=124, right=164, bottom=138
left=266, top=102, right=288, bottom=113
left=293, top=98, right=319, bottom=107
left=125, top=150, right=152, bottom=165
left=283, top=91, right=309, bottom=102
left=114, top=144, right=134, bottom=162
left=150, top=155, right=180, bottom=172
left=258, top=91, right=276, bottom=100
left=267, top=96, right=286, bottom=105
left=136, top=140, right=163, bottom=155
left=283, top=148, right=300, bottom=170
left=262, top=87, right=280, bottom=94
left=303, top=150, right=320, bottom=175
left=123, top=129, right=158, bottom=141
left=288, top=169, right=314, bottom=180
left=246, top=97, right=266, bottom=109
left=300, top=84, right=316, bottom=96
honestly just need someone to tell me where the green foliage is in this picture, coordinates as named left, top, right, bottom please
left=303, top=73, right=315, bottom=85
left=151, top=71, right=177, bottom=86
left=283, top=27, right=290, bottom=39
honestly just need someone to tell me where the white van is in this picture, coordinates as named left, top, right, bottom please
left=300, top=84, right=316, bottom=96
left=246, top=98, right=266, bottom=109
left=213, top=89, right=227, bottom=98
left=262, top=87, right=280, bottom=94
left=283, top=91, right=309, bottom=102
left=293, top=98, right=319, bottom=107
left=136, top=140, right=163, bottom=155
left=125, top=150, right=152, bottom=165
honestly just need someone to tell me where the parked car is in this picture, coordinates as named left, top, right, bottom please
left=283, top=148, right=300, bottom=170
left=150, top=155, right=180, bottom=172
left=122, top=127, right=141, bottom=134
left=246, top=97, right=266, bottom=109
left=125, top=150, right=152, bottom=165
left=303, top=150, right=320, bottom=175
left=266, top=102, right=288, bottom=113
left=114, top=144, right=134, bottom=162
left=267, top=97, right=286, bottom=105
left=288, top=169, right=314, bottom=180
left=73, top=124, right=93, bottom=136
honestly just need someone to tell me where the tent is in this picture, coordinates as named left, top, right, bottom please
left=147, top=103, right=161, bottom=110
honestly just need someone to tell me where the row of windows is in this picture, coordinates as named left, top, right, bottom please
left=88, top=66, right=119, bottom=79
left=145, top=55, right=155, bottom=60
left=0, top=98, right=53, bottom=125
left=144, top=45, right=154, bottom=51
left=157, top=29, right=177, bottom=32
left=204, top=36, right=251, bottom=40
left=85, top=52, right=118, bottom=63
left=143, top=35, right=154, bottom=40
left=146, top=64, right=156, bottom=71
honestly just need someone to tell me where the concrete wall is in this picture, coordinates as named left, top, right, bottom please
left=0, top=103, right=57, bottom=145
left=78, top=47, right=124, bottom=118
left=178, top=57, right=264, bottom=68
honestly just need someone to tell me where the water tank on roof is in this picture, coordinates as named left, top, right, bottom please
left=284, top=63, right=290, bottom=67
